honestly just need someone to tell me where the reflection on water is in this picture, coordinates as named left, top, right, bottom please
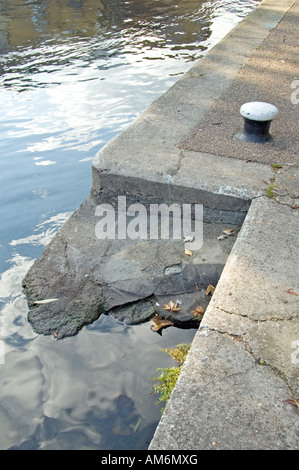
left=2, top=308, right=196, bottom=450
left=0, top=0, right=259, bottom=450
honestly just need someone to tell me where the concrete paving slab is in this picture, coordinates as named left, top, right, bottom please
left=149, top=328, right=299, bottom=449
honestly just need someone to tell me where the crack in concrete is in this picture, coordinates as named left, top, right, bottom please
left=217, top=306, right=297, bottom=323
left=169, top=149, right=185, bottom=178
left=199, top=324, right=297, bottom=396
left=262, top=164, right=299, bottom=209
left=199, top=324, right=244, bottom=342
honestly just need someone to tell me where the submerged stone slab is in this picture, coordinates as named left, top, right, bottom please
left=22, top=195, right=237, bottom=338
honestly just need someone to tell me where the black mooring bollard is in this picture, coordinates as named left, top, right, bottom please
left=235, top=101, right=278, bottom=143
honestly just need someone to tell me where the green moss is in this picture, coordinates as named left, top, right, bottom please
left=161, top=343, right=190, bottom=365
left=271, top=163, right=283, bottom=170
left=149, top=344, right=190, bottom=413
left=266, top=184, right=276, bottom=198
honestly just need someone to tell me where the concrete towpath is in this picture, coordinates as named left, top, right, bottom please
left=149, top=0, right=299, bottom=450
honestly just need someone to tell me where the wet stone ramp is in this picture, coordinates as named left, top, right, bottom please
left=22, top=195, right=237, bottom=339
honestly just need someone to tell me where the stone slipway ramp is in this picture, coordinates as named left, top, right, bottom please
left=22, top=195, right=237, bottom=338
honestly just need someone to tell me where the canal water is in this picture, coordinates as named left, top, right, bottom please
left=0, top=0, right=259, bottom=450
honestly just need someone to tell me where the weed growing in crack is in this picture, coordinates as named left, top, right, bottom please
left=149, top=344, right=190, bottom=413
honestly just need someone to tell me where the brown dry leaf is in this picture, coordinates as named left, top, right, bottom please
left=184, top=249, right=193, bottom=256
left=150, top=315, right=173, bottom=332
left=223, top=228, right=236, bottom=235
left=52, top=329, right=58, bottom=338
left=192, top=305, right=205, bottom=316
left=163, top=301, right=181, bottom=312
left=206, top=284, right=215, bottom=296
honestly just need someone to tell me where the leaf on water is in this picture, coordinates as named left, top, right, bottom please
left=192, top=305, right=205, bottom=316
left=34, top=298, right=59, bottom=304
left=184, top=249, right=193, bottom=256
left=150, top=315, right=173, bottom=332
left=206, top=284, right=215, bottom=296
left=132, top=417, right=142, bottom=433
left=163, top=301, right=181, bottom=312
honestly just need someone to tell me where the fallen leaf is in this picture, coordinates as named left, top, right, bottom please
left=34, top=298, right=59, bottom=304
left=285, top=289, right=298, bottom=296
left=131, top=417, right=142, bottom=433
left=163, top=301, right=181, bottom=312
left=223, top=228, right=236, bottom=235
left=192, top=305, right=205, bottom=316
left=184, top=249, right=193, bottom=256
left=206, top=284, right=215, bottom=296
left=52, top=330, right=58, bottom=338
left=150, top=315, right=173, bottom=332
